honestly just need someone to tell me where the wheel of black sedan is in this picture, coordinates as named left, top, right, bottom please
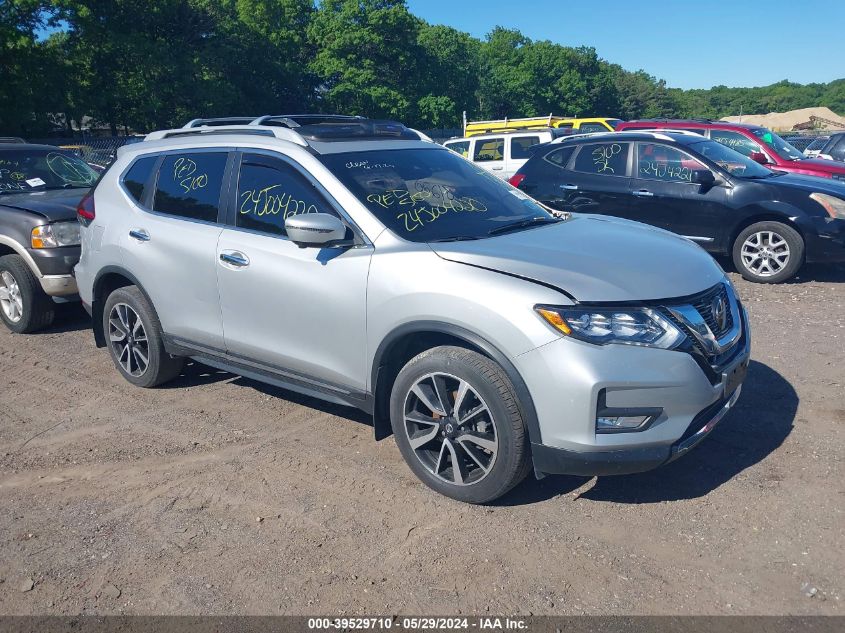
left=390, top=346, right=530, bottom=504
left=732, top=221, right=804, bottom=284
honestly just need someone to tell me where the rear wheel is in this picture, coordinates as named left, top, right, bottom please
left=0, top=254, right=55, bottom=333
left=103, top=286, right=183, bottom=387
left=390, top=346, right=530, bottom=504
left=732, top=221, right=804, bottom=283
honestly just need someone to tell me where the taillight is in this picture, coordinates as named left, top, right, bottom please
left=509, top=173, right=526, bottom=188
left=77, top=192, right=95, bottom=225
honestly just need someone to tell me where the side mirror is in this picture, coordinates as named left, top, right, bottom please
left=749, top=151, right=769, bottom=165
left=285, top=213, right=348, bottom=248
left=690, top=169, right=716, bottom=186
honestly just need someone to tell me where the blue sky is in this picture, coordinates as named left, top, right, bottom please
left=406, top=0, right=844, bottom=89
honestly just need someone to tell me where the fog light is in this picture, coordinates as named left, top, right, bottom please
left=596, top=415, right=652, bottom=432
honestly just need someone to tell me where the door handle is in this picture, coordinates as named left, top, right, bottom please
left=560, top=184, right=578, bottom=190
left=632, top=189, right=654, bottom=197
left=492, top=166, right=504, bottom=171
left=219, top=251, right=250, bottom=267
left=129, top=229, right=150, bottom=242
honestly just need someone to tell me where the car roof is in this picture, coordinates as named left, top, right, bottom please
left=620, top=119, right=765, bottom=131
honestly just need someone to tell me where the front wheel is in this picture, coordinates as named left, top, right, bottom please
left=732, top=221, right=804, bottom=283
left=0, top=254, right=55, bottom=333
left=390, top=346, right=530, bottom=504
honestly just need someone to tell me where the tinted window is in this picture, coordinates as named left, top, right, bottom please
left=710, top=130, right=760, bottom=158
left=830, top=137, right=845, bottom=161
left=0, top=149, right=98, bottom=192
left=319, top=148, right=558, bottom=242
left=236, top=154, right=335, bottom=237
left=473, top=138, right=504, bottom=162
left=122, top=156, right=157, bottom=203
left=445, top=141, right=470, bottom=157
left=544, top=146, right=575, bottom=168
left=637, top=143, right=705, bottom=183
left=573, top=142, right=629, bottom=176
left=510, top=136, right=541, bottom=159
left=152, top=153, right=227, bottom=222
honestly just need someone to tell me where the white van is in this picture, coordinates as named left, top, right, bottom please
left=443, top=129, right=569, bottom=180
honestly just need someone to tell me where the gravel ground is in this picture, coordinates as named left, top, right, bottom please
left=0, top=263, right=842, bottom=615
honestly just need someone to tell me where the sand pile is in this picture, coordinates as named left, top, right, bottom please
left=721, top=106, right=845, bottom=131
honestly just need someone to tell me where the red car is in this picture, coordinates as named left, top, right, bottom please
left=616, top=119, right=845, bottom=181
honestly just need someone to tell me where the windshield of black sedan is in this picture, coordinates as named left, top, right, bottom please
left=690, top=140, right=775, bottom=178
left=0, top=149, right=98, bottom=192
left=752, top=128, right=804, bottom=160
left=320, top=148, right=556, bottom=241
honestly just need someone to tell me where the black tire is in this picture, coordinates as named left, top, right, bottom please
left=102, top=285, right=184, bottom=388
left=0, top=254, right=55, bottom=333
left=390, top=346, right=530, bottom=504
left=732, top=221, right=804, bottom=283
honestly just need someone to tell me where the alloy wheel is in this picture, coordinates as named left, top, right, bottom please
left=0, top=271, right=23, bottom=323
left=741, top=230, right=790, bottom=277
left=108, top=303, right=149, bottom=377
left=403, top=372, right=498, bottom=486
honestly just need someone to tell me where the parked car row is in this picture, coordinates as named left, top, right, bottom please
left=1, top=115, right=752, bottom=504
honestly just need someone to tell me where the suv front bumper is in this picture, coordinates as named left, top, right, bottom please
left=517, top=306, right=751, bottom=477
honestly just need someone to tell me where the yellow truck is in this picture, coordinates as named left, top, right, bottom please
left=464, top=115, right=622, bottom=136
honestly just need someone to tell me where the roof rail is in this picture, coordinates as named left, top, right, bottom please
left=552, top=129, right=706, bottom=144
left=182, top=117, right=257, bottom=128
left=250, top=114, right=366, bottom=128
left=144, top=125, right=309, bottom=146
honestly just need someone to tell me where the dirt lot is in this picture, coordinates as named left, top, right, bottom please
left=1, top=263, right=843, bottom=616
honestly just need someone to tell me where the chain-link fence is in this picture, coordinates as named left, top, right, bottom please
left=27, top=136, right=143, bottom=168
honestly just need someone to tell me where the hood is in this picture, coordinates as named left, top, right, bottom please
left=789, top=156, right=845, bottom=174
left=0, top=188, right=86, bottom=221
left=430, top=215, right=725, bottom=302
left=767, top=173, right=845, bottom=197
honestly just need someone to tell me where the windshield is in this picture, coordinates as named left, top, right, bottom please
left=752, top=128, right=804, bottom=161
left=690, top=140, right=776, bottom=178
left=320, top=148, right=557, bottom=242
left=0, top=148, right=99, bottom=193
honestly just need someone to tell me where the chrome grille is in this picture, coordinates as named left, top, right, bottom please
left=691, top=283, right=733, bottom=339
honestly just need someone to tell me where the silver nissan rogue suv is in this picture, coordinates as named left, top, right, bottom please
left=74, top=115, right=751, bottom=503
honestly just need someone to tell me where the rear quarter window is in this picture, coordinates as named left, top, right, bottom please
left=122, top=156, right=158, bottom=203
left=544, top=146, right=575, bottom=168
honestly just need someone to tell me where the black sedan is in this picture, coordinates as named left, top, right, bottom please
left=510, top=131, right=845, bottom=283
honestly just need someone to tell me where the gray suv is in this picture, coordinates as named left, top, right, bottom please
left=74, top=115, right=751, bottom=503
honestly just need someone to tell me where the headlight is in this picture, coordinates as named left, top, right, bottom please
left=535, top=305, right=685, bottom=349
left=31, top=221, right=81, bottom=248
left=810, top=192, right=845, bottom=219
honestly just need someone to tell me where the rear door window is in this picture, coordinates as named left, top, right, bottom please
left=572, top=142, right=630, bottom=176
left=473, top=138, right=504, bottom=162
left=510, top=136, right=541, bottom=159
left=152, top=152, right=228, bottom=222
left=235, top=153, right=337, bottom=237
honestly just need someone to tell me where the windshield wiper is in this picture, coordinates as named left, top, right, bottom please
left=427, top=235, right=483, bottom=243
left=487, top=216, right=560, bottom=237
